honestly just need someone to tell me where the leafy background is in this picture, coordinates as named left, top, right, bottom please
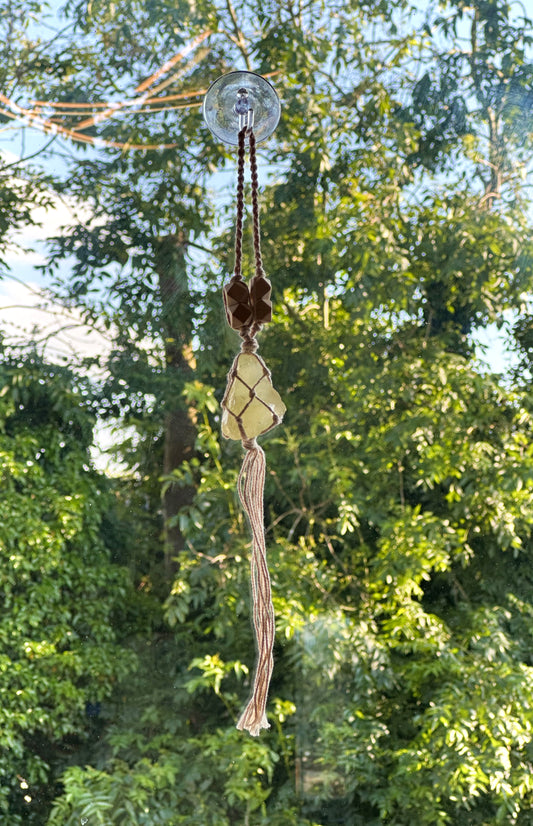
left=1, top=0, right=533, bottom=823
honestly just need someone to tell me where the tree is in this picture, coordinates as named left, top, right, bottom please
left=36, top=10, right=226, bottom=572
left=0, top=350, right=135, bottom=825
left=3, top=0, right=533, bottom=823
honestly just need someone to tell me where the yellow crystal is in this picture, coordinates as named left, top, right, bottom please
left=222, top=352, right=286, bottom=441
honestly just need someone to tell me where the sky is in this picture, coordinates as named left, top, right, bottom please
left=0, top=146, right=112, bottom=363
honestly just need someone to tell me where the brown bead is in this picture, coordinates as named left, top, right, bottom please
left=249, top=275, right=272, bottom=324
left=223, top=278, right=253, bottom=330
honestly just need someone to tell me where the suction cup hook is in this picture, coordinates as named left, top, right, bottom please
left=203, top=71, right=281, bottom=146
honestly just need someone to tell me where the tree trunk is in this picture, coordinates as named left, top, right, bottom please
left=154, top=232, right=197, bottom=577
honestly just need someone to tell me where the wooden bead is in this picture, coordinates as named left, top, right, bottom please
left=223, top=278, right=253, bottom=330
left=249, top=275, right=272, bottom=324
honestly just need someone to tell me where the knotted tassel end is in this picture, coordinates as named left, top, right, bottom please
left=236, top=707, right=270, bottom=737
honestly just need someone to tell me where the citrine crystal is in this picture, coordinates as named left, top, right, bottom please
left=222, top=352, right=286, bottom=441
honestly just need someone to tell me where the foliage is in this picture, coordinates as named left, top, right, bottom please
left=163, top=314, right=533, bottom=824
left=0, top=352, right=135, bottom=825
left=1, top=0, right=533, bottom=824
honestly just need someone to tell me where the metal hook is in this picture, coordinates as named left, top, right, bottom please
left=235, top=88, right=255, bottom=133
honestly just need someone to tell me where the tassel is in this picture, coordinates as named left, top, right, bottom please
left=236, top=439, right=274, bottom=735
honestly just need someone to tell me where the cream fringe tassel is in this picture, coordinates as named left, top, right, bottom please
left=236, top=439, right=274, bottom=736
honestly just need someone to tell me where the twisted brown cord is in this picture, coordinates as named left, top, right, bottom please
left=233, top=127, right=247, bottom=281
left=248, top=130, right=266, bottom=280
left=234, top=127, right=264, bottom=344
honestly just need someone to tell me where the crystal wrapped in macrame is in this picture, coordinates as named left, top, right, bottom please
left=219, top=125, right=285, bottom=736
left=222, top=352, right=286, bottom=441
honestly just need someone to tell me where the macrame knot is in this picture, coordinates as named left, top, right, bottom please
left=240, top=330, right=260, bottom=353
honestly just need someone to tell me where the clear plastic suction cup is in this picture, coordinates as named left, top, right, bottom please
left=203, top=71, right=281, bottom=145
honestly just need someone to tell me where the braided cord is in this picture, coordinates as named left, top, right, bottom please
left=248, top=130, right=266, bottom=280
left=233, top=126, right=247, bottom=281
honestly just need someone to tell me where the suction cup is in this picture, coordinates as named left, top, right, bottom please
left=203, top=71, right=281, bottom=145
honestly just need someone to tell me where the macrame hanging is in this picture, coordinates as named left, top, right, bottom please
left=203, top=72, right=285, bottom=735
